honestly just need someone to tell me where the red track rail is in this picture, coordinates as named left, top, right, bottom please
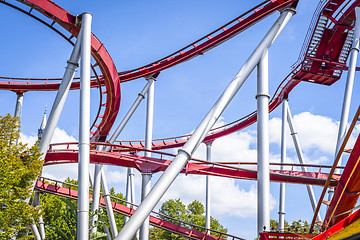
left=118, top=0, right=360, bottom=150
left=0, top=0, right=298, bottom=142
left=35, top=177, right=244, bottom=240
left=322, top=131, right=360, bottom=230
left=0, top=0, right=121, bottom=140
left=45, top=143, right=340, bottom=187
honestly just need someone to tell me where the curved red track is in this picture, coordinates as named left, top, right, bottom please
left=0, top=0, right=121, bottom=140
left=4, top=0, right=360, bottom=238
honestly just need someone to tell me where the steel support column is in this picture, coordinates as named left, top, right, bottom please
left=125, top=167, right=134, bottom=223
left=286, top=102, right=322, bottom=222
left=278, top=99, right=287, bottom=232
left=14, top=92, right=24, bottom=119
left=90, top=164, right=102, bottom=233
left=257, top=49, right=270, bottom=234
left=205, top=142, right=212, bottom=230
left=140, top=78, right=155, bottom=240
left=77, top=12, right=92, bottom=240
left=328, top=7, right=360, bottom=202
left=115, top=8, right=295, bottom=240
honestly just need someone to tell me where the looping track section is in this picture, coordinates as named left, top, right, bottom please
left=0, top=0, right=121, bottom=140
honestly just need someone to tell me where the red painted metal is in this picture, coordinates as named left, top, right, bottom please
left=0, top=0, right=121, bottom=140
left=35, top=177, right=245, bottom=240
left=311, top=209, right=360, bottom=240
left=44, top=143, right=339, bottom=187
left=259, top=232, right=316, bottom=240
left=322, top=131, right=360, bottom=229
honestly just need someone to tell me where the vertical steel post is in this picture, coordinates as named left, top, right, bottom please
left=14, top=92, right=24, bottom=119
left=329, top=7, right=360, bottom=202
left=140, top=78, right=155, bottom=240
left=278, top=99, right=287, bottom=232
left=90, top=164, right=103, bottom=233
left=77, top=12, right=92, bottom=240
left=257, top=49, right=270, bottom=234
left=205, top=142, right=212, bottom=229
left=96, top=78, right=155, bottom=234
left=115, top=8, right=295, bottom=240
left=125, top=167, right=132, bottom=223
left=30, top=224, right=41, bottom=240
left=286, top=102, right=322, bottom=222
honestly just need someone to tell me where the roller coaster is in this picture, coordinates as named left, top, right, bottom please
left=2, top=0, right=360, bottom=239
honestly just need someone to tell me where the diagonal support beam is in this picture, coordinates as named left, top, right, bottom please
left=115, top=7, right=296, bottom=240
left=286, top=101, right=322, bottom=222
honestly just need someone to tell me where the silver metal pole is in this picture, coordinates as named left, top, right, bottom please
left=257, top=49, right=270, bottom=234
left=130, top=168, right=135, bottom=205
left=278, top=99, right=287, bottom=232
left=286, top=102, right=322, bottom=222
left=32, top=192, right=45, bottom=240
left=115, top=8, right=295, bottom=240
left=90, top=164, right=103, bottom=233
left=328, top=7, right=360, bottom=202
left=77, top=12, right=92, bottom=240
left=125, top=167, right=132, bottom=223
left=38, top=29, right=83, bottom=157
left=14, top=92, right=24, bottom=119
left=100, top=168, right=118, bottom=237
left=106, top=78, right=155, bottom=148
left=205, top=142, right=212, bottom=230
left=140, top=78, right=155, bottom=240
left=30, top=224, right=41, bottom=240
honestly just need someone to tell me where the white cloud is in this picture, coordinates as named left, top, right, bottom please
left=160, top=174, right=276, bottom=218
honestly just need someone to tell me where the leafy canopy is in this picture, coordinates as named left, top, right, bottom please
left=0, top=114, right=43, bottom=239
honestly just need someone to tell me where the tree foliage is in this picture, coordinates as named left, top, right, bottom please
left=270, top=219, right=320, bottom=234
left=150, top=199, right=227, bottom=239
left=40, top=179, right=125, bottom=239
left=0, top=114, right=43, bottom=239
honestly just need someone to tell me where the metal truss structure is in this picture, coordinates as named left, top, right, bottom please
left=2, top=0, right=360, bottom=239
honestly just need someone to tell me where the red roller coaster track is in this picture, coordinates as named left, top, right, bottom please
left=34, top=177, right=245, bottom=240
left=44, top=143, right=340, bottom=187
left=3, top=0, right=360, bottom=238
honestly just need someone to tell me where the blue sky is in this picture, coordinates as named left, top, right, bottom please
left=1, top=0, right=360, bottom=239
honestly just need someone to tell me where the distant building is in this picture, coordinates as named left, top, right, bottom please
left=37, top=108, right=47, bottom=142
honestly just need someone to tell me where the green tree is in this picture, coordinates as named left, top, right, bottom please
left=40, top=179, right=125, bottom=239
left=150, top=199, right=227, bottom=239
left=0, top=114, right=43, bottom=239
left=270, top=219, right=320, bottom=234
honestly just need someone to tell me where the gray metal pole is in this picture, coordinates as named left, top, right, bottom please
left=125, top=167, right=132, bottom=223
left=30, top=224, right=41, bottom=240
left=106, top=78, right=155, bottom=148
left=90, top=164, right=103, bottom=233
left=115, top=8, right=295, bottom=240
left=285, top=102, right=322, bottom=222
left=100, top=168, right=118, bottom=237
left=140, top=78, right=155, bottom=240
left=77, top=12, right=92, bottom=240
left=328, top=7, right=360, bottom=202
left=278, top=99, right=287, bottom=232
left=14, top=92, right=24, bottom=119
left=205, top=142, right=212, bottom=230
left=257, top=49, right=270, bottom=234
left=97, top=79, right=155, bottom=233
